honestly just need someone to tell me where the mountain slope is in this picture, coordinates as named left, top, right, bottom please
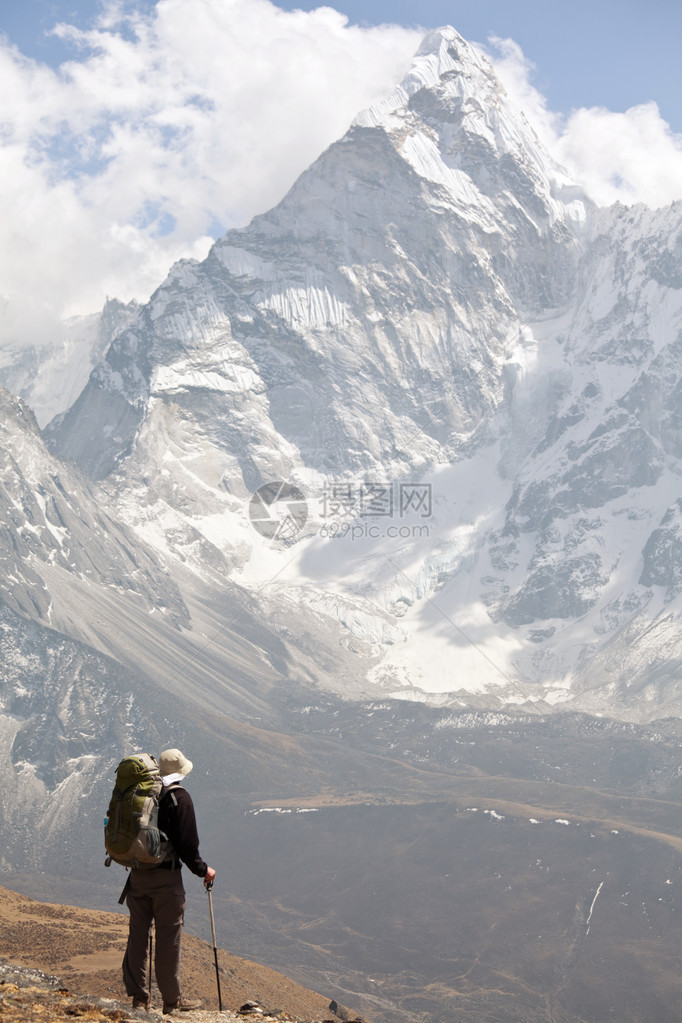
left=0, top=298, right=140, bottom=428
left=0, top=885, right=340, bottom=1021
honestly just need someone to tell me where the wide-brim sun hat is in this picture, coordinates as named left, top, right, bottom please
left=159, top=748, right=194, bottom=778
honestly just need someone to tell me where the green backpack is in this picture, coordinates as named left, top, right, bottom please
left=104, top=753, right=173, bottom=869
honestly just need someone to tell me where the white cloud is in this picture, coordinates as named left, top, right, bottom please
left=486, top=35, right=682, bottom=209
left=556, top=103, right=682, bottom=209
left=0, top=0, right=419, bottom=336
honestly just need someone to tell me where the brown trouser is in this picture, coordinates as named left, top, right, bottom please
left=122, top=867, right=185, bottom=1005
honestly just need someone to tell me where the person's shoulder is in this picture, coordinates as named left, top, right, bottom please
left=164, top=784, right=193, bottom=804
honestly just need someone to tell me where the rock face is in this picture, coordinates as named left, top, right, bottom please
left=0, top=298, right=139, bottom=428
left=0, top=388, right=187, bottom=626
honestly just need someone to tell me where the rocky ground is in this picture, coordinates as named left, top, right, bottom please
left=0, top=887, right=365, bottom=1023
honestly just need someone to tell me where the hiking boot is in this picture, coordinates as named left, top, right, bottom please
left=162, top=997, right=202, bottom=1014
left=132, top=996, right=149, bottom=1010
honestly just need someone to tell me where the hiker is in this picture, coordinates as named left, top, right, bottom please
left=122, top=748, right=216, bottom=1014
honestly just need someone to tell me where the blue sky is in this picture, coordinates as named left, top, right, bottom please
left=5, top=0, right=681, bottom=130
left=276, top=0, right=682, bottom=131
left=1, top=0, right=681, bottom=353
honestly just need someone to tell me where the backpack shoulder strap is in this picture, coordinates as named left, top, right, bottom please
left=161, top=782, right=182, bottom=807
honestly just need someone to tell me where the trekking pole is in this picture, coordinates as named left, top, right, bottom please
left=148, top=926, right=154, bottom=1008
left=206, top=881, right=223, bottom=1011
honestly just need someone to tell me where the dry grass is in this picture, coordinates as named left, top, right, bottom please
left=0, top=886, right=360, bottom=1023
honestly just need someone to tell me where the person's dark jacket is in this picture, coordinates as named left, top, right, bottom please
left=158, top=784, right=208, bottom=877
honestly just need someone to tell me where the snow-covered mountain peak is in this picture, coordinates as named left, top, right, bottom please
left=38, top=26, right=682, bottom=721
left=355, top=24, right=587, bottom=235
left=355, top=26, right=496, bottom=126
left=52, top=26, right=588, bottom=485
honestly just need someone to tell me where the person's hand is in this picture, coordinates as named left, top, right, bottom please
left=204, top=866, right=216, bottom=888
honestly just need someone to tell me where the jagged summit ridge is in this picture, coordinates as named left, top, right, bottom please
left=355, top=26, right=588, bottom=232
left=356, top=26, right=503, bottom=125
